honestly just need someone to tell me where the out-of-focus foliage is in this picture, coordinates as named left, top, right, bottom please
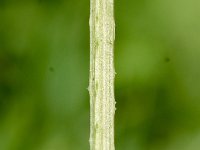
left=1, top=0, right=200, bottom=150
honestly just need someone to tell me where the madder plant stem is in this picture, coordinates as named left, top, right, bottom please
left=89, top=0, right=115, bottom=149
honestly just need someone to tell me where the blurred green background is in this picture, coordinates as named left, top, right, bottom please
left=1, top=0, right=200, bottom=150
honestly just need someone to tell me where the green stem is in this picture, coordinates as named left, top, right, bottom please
left=89, top=0, right=115, bottom=149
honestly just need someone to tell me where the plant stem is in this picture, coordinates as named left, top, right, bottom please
left=89, top=0, right=115, bottom=149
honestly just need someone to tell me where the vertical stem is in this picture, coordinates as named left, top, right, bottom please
left=89, top=0, right=115, bottom=149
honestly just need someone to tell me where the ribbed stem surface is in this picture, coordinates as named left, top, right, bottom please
left=89, top=0, right=115, bottom=149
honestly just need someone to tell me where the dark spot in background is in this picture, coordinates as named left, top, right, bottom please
left=165, top=57, right=170, bottom=63
left=49, top=67, right=54, bottom=72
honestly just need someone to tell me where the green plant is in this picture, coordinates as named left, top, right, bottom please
left=89, top=0, right=116, bottom=149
